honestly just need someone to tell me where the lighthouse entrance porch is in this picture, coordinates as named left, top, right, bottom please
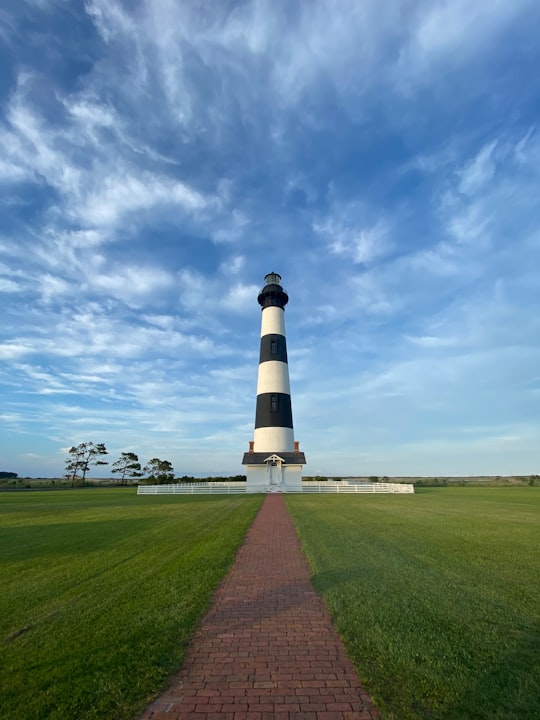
left=243, top=452, right=304, bottom=493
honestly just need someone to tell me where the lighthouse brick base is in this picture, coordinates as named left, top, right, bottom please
left=242, top=273, right=306, bottom=492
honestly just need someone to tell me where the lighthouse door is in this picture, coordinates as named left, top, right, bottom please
left=266, top=456, right=284, bottom=491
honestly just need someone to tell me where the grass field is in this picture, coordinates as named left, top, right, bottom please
left=286, top=488, right=540, bottom=720
left=0, top=489, right=263, bottom=720
left=2, top=487, right=538, bottom=720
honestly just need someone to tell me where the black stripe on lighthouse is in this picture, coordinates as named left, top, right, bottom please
left=255, top=392, right=293, bottom=429
left=259, top=334, right=288, bottom=364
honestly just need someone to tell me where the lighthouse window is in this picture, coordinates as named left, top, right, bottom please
left=271, top=394, right=279, bottom=412
left=271, top=339, right=277, bottom=355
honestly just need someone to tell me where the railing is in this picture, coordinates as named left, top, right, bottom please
left=301, top=482, right=414, bottom=494
left=138, top=481, right=414, bottom=495
left=138, top=482, right=246, bottom=495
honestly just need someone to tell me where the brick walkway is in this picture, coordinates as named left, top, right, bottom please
left=141, top=494, right=380, bottom=720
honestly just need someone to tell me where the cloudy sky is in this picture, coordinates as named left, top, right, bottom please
left=1, top=0, right=539, bottom=479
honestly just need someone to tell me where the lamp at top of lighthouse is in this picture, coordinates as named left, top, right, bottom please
left=257, top=272, right=289, bottom=309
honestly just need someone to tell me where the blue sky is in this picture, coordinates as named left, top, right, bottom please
left=1, top=0, right=539, bottom=478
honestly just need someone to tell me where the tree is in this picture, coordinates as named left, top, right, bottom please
left=143, top=458, right=174, bottom=484
left=112, top=452, right=143, bottom=485
left=65, top=442, right=108, bottom=486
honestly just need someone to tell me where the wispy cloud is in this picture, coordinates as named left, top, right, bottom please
left=458, top=141, right=498, bottom=196
left=314, top=215, right=391, bottom=266
left=396, top=0, right=537, bottom=84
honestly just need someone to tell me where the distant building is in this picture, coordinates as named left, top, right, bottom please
left=242, top=272, right=306, bottom=492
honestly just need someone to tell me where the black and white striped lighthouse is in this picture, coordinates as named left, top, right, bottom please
left=243, top=272, right=306, bottom=492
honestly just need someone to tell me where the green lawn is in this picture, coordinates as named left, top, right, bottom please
left=2, top=487, right=538, bottom=720
left=0, top=489, right=263, bottom=720
left=286, top=488, right=540, bottom=720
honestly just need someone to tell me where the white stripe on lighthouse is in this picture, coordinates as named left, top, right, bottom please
left=256, top=362, right=291, bottom=395
left=253, top=427, right=295, bottom=453
left=260, top=306, right=286, bottom=337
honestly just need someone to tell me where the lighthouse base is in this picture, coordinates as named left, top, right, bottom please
left=243, top=452, right=305, bottom=493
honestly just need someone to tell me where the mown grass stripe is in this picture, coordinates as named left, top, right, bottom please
left=285, top=488, right=540, bottom=720
left=0, top=489, right=263, bottom=720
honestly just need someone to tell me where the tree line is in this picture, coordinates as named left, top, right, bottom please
left=65, top=442, right=175, bottom=486
left=63, top=442, right=246, bottom=486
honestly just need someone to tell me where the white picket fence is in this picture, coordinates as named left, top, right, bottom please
left=137, top=481, right=414, bottom=495
left=301, top=482, right=414, bottom=494
left=137, top=482, right=246, bottom=495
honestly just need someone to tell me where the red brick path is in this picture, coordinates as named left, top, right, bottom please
left=141, top=494, right=380, bottom=720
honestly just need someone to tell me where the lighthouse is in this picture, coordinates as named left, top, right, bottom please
left=242, top=272, right=306, bottom=492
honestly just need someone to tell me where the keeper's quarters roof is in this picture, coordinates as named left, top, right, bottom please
left=242, top=451, right=306, bottom=465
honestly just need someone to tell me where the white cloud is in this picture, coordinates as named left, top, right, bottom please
left=64, top=97, right=117, bottom=131
left=5, top=81, right=78, bottom=193
left=0, top=156, right=29, bottom=182
left=0, top=342, right=34, bottom=359
left=85, top=0, right=137, bottom=44
left=0, top=8, right=16, bottom=45
left=406, top=335, right=459, bottom=348
left=1, top=70, right=217, bottom=259
left=447, top=203, right=491, bottom=246
left=406, top=242, right=461, bottom=277
left=1, top=300, right=228, bottom=369
left=38, top=274, right=72, bottom=302
left=314, top=212, right=391, bottom=266
left=177, top=268, right=210, bottom=311
left=0, top=412, right=23, bottom=423
left=0, top=278, right=23, bottom=292
left=212, top=210, right=251, bottom=244
left=397, top=0, right=536, bottom=84
left=89, top=265, right=175, bottom=306
left=82, top=0, right=389, bottom=123
left=222, top=255, right=245, bottom=274
left=141, top=314, right=176, bottom=331
left=458, top=141, right=498, bottom=196
left=77, top=172, right=209, bottom=228
left=514, top=126, right=536, bottom=165
left=222, top=283, right=259, bottom=314
left=347, top=271, right=399, bottom=316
